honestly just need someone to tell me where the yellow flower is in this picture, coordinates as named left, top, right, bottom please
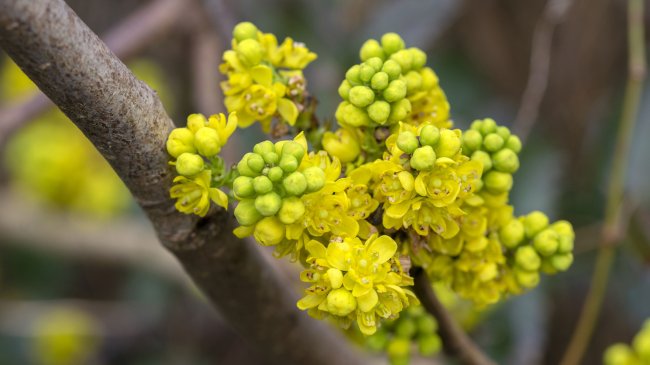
left=170, top=170, right=228, bottom=217
left=272, top=37, right=318, bottom=69
left=322, top=128, right=361, bottom=164
left=297, top=235, right=417, bottom=335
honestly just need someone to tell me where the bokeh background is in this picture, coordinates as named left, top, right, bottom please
left=0, top=0, right=649, bottom=364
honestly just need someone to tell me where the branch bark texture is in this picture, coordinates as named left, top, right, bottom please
left=413, top=269, right=496, bottom=365
left=0, top=1, right=371, bottom=364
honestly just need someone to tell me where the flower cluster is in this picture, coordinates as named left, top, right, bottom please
left=220, top=22, right=317, bottom=131
left=297, top=235, right=417, bottom=335
left=165, top=23, right=576, bottom=343
left=365, top=306, right=441, bottom=365
left=604, top=319, right=650, bottom=365
left=166, top=113, right=238, bottom=217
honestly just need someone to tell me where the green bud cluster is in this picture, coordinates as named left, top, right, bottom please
left=498, top=211, right=575, bottom=288
left=234, top=140, right=325, bottom=230
left=604, top=319, right=650, bottom=365
left=365, top=306, right=441, bottom=365
left=463, top=118, right=521, bottom=194
left=394, top=126, right=461, bottom=171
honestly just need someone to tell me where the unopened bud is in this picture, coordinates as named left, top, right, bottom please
left=360, top=39, right=385, bottom=61
left=381, top=33, right=405, bottom=55
left=396, top=131, right=419, bottom=153
left=278, top=197, right=306, bottom=224
left=515, top=246, right=541, bottom=271
left=492, top=148, right=519, bottom=173
left=484, top=171, right=513, bottom=193
left=435, top=129, right=461, bottom=158
left=175, top=153, right=204, bottom=176
left=166, top=128, right=196, bottom=158
left=234, top=199, right=262, bottom=226
left=233, top=22, right=258, bottom=42
left=499, top=219, right=525, bottom=249
left=349, top=86, right=375, bottom=107
left=254, top=216, right=285, bottom=246
left=237, top=39, right=263, bottom=66
left=253, top=175, right=273, bottom=194
left=303, top=167, right=326, bottom=192
left=326, top=288, right=356, bottom=316
left=233, top=176, right=255, bottom=198
left=367, top=101, right=391, bottom=125
left=283, top=172, right=307, bottom=196
left=383, top=80, right=407, bottom=103
left=194, top=127, right=222, bottom=156
left=255, top=192, right=282, bottom=216
left=419, top=125, right=440, bottom=147
left=410, top=145, right=436, bottom=171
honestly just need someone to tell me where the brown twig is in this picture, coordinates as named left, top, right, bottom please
left=559, top=0, right=647, bottom=364
left=0, top=1, right=372, bottom=364
left=512, top=0, right=573, bottom=144
left=413, top=269, right=497, bottom=365
left=0, top=0, right=185, bottom=150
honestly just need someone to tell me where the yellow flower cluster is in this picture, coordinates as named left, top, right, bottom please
left=604, top=318, right=650, bottom=365
left=220, top=22, right=317, bottom=131
left=166, top=113, right=238, bottom=216
left=297, top=235, right=416, bottom=335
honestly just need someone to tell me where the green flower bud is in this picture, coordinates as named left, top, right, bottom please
left=255, top=192, right=282, bottom=216
left=370, top=71, right=389, bottom=90
left=360, top=39, right=385, bottom=61
left=279, top=154, right=299, bottom=172
left=365, top=57, right=383, bottom=71
left=381, top=59, right=402, bottom=79
left=409, top=47, right=427, bottom=70
left=395, top=320, right=417, bottom=338
left=175, top=153, right=204, bottom=176
left=349, top=85, right=375, bottom=107
left=233, top=176, right=255, bottom=198
left=340, top=102, right=371, bottom=127
left=390, top=50, right=413, bottom=73
left=462, top=129, right=483, bottom=152
left=404, top=70, right=422, bottom=92
left=524, top=211, right=549, bottom=238
left=234, top=199, right=262, bottom=226
left=346, top=65, right=361, bottom=85
left=281, top=141, right=305, bottom=161
left=551, top=253, right=573, bottom=271
left=233, top=22, right=258, bottom=42
left=381, top=33, right=405, bottom=55
left=483, top=133, right=505, bottom=152
left=237, top=39, right=263, bottom=66
left=515, top=246, right=541, bottom=271
left=278, top=197, right=305, bottom=224
left=303, top=166, right=326, bottom=192
left=410, top=145, right=436, bottom=171
left=359, top=64, right=376, bottom=83
left=254, top=216, right=285, bottom=246
left=387, top=338, right=410, bottom=359
left=253, top=175, right=273, bottom=194
left=326, top=288, right=356, bottom=316
left=484, top=171, right=513, bottom=193
left=496, top=126, right=511, bottom=141
left=267, top=166, right=283, bottom=182
left=505, top=135, right=522, bottom=153
left=419, top=335, right=441, bottom=356
left=470, top=120, right=483, bottom=131
left=283, top=171, right=307, bottom=196
left=533, top=228, right=559, bottom=256
left=417, top=315, right=437, bottom=335
left=553, top=221, right=575, bottom=253
left=338, top=80, right=352, bottom=99
left=166, top=128, right=196, bottom=158
left=500, top=219, right=525, bottom=249
left=479, top=118, right=497, bottom=135
left=263, top=151, right=279, bottom=165
left=471, top=150, right=492, bottom=171
left=514, top=268, right=540, bottom=289
left=389, top=99, right=411, bottom=123
left=420, top=125, right=440, bottom=147
left=247, top=153, right=265, bottom=172
left=435, top=129, right=461, bottom=158
left=540, top=258, right=558, bottom=275
left=367, top=100, right=391, bottom=125
left=383, top=79, right=407, bottom=102
left=604, top=344, right=636, bottom=365
left=492, top=148, right=520, bottom=173
left=253, top=140, right=274, bottom=155
left=397, top=131, right=419, bottom=153
left=237, top=153, right=257, bottom=177
left=194, top=127, right=221, bottom=156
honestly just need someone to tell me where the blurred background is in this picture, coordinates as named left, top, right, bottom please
left=0, top=0, right=649, bottom=364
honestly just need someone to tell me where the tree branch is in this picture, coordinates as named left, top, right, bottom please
left=413, top=269, right=496, bottom=365
left=0, top=1, right=372, bottom=364
left=0, top=0, right=184, bottom=150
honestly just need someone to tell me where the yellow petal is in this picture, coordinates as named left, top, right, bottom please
left=209, top=188, right=229, bottom=210
left=327, top=268, right=343, bottom=289
left=233, top=225, right=255, bottom=238
left=414, top=174, right=428, bottom=196
left=357, top=289, right=379, bottom=312
left=306, top=240, right=327, bottom=260
left=297, top=294, right=325, bottom=310
left=277, top=98, right=299, bottom=125
left=367, top=235, right=397, bottom=263
left=326, top=241, right=351, bottom=271
left=250, top=65, right=273, bottom=87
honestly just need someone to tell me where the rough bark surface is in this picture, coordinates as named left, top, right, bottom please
left=0, top=1, right=372, bottom=364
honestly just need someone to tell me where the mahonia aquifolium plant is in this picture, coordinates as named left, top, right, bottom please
left=165, top=22, right=576, bottom=346
left=604, top=319, right=650, bottom=365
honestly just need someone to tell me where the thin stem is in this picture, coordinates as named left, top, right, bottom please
left=413, top=269, right=497, bottom=365
left=559, top=1, right=646, bottom=364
